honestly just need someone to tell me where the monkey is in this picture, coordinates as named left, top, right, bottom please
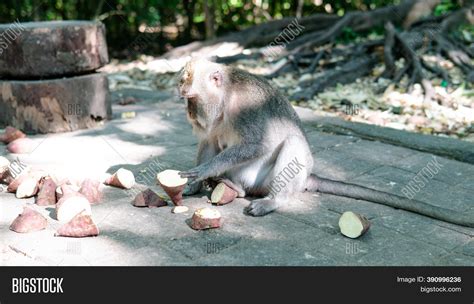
left=177, top=58, right=474, bottom=228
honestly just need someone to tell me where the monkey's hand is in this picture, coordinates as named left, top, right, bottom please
left=181, top=144, right=263, bottom=182
left=180, top=163, right=213, bottom=183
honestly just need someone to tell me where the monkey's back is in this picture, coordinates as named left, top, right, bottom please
left=227, top=67, right=308, bottom=147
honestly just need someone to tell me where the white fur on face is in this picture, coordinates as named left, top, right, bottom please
left=189, top=59, right=225, bottom=102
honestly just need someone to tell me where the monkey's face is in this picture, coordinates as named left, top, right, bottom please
left=179, top=59, right=226, bottom=130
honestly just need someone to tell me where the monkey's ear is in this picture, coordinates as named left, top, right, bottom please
left=210, top=71, right=223, bottom=87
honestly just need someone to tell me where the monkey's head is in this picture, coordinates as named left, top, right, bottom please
left=178, top=58, right=226, bottom=133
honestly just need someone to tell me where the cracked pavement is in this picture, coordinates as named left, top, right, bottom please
left=1, top=90, right=473, bottom=266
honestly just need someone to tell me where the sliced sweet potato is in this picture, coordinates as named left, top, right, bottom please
left=0, top=156, right=9, bottom=170
left=211, top=182, right=238, bottom=205
left=79, top=179, right=102, bottom=204
left=191, top=207, right=222, bottom=230
left=55, top=185, right=91, bottom=223
left=105, top=168, right=135, bottom=189
left=36, top=176, right=57, bottom=206
left=156, top=169, right=188, bottom=206
left=55, top=183, right=80, bottom=202
left=7, top=174, right=28, bottom=193
left=7, top=138, right=35, bottom=154
left=16, top=177, right=39, bottom=198
left=10, top=206, right=48, bottom=233
left=55, top=211, right=99, bottom=238
left=0, top=126, right=26, bottom=144
left=7, top=170, right=44, bottom=193
left=132, top=188, right=167, bottom=208
left=172, top=206, right=189, bottom=214
left=338, top=211, right=371, bottom=239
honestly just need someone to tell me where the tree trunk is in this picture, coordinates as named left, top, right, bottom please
left=0, top=21, right=109, bottom=78
left=295, top=0, right=304, bottom=18
left=183, top=0, right=195, bottom=42
left=94, top=0, right=106, bottom=19
left=0, top=73, right=111, bottom=134
left=204, top=0, right=216, bottom=39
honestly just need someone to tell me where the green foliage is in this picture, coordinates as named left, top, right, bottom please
left=0, top=0, right=460, bottom=57
left=433, top=0, right=459, bottom=16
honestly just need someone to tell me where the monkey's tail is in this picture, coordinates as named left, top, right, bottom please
left=306, top=174, right=474, bottom=228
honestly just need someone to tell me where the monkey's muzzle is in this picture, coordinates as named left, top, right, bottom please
left=186, top=97, right=198, bottom=119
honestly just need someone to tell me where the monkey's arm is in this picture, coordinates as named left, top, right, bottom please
left=183, top=139, right=219, bottom=195
left=180, top=143, right=264, bottom=182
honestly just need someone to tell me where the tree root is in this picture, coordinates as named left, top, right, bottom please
left=381, top=13, right=473, bottom=107
left=291, top=54, right=379, bottom=101
left=162, top=1, right=473, bottom=104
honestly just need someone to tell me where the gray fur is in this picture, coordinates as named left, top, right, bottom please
left=177, top=58, right=474, bottom=227
left=179, top=58, right=312, bottom=216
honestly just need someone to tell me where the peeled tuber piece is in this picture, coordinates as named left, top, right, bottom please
left=16, top=177, right=39, bottom=198
left=36, top=177, right=57, bottom=206
left=7, top=174, right=29, bottom=193
left=55, top=182, right=79, bottom=202
left=7, top=170, right=43, bottom=193
left=0, top=156, right=10, bottom=170
left=79, top=179, right=102, bottom=204
left=10, top=206, right=48, bottom=233
left=339, top=211, right=371, bottom=239
left=0, top=126, right=26, bottom=144
left=105, top=168, right=135, bottom=189
left=55, top=185, right=92, bottom=223
left=132, top=188, right=167, bottom=208
left=191, top=207, right=222, bottom=230
left=7, top=138, right=35, bottom=154
left=156, top=170, right=188, bottom=206
left=55, top=211, right=99, bottom=238
left=172, top=206, right=189, bottom=214
left=211, top=182, right=238, bottom=205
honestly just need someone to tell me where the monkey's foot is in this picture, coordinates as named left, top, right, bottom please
left=245, top=198, right=278, bottom=217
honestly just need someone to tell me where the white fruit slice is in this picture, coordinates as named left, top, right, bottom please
left=0, top=156, right=10, bottom=171
left=338, top=211, right=371, bottom=239
left=156, top=170, right=188, bottom=205
left=172, top=206, right=189, bottom=214
left=191, top=207, right=221, bottom=230
left=56, top=186, right=92, bottom=223
left=156, top=170, right=188, bottom=187
left=105, top=168, right=135, bottom=189
left=210, top=182, right=237, bottom=205
left=16, top=177, right=39, bottom=198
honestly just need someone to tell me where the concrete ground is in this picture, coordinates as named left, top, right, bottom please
left=1, top=90, right=473, bottom=266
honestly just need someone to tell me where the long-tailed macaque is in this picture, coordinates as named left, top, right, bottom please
left=178, top=58, right=473, bottom=228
